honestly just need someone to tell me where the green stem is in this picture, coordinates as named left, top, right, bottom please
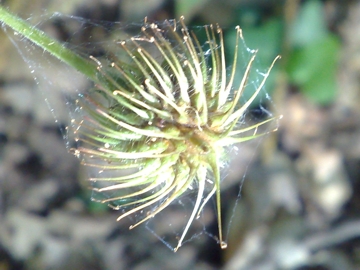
left=0, top=5, right=99, bottom=84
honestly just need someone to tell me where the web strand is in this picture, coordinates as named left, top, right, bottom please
left=1, top=12, right=280, bottom=251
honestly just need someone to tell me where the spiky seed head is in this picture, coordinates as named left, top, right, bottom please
left=70, top=17, right=280, bottom=252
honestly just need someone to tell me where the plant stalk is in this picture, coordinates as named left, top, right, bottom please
left=0, top=5, right=99, bottom=84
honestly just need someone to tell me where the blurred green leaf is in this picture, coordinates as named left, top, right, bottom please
left=290, top=0, right=327, bottom=46
left=87, top=199, right=109, bottom=214
left=175, top=0, right=209, bottom=20
left=287, top=35, right=340, bottom=104
left=287, top=0, right=340, bottom=105
left=226, top=18, right=283, bottom=105
left=79, top=190, right=109, bottom=214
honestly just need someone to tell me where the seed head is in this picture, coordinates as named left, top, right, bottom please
left=70, top=17, right=280, bottom=251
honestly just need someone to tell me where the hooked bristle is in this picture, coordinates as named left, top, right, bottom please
left=70, top=17, right=280, bottom=251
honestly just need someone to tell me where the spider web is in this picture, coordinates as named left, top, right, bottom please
left=1, top=12, right=279, bottom=251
